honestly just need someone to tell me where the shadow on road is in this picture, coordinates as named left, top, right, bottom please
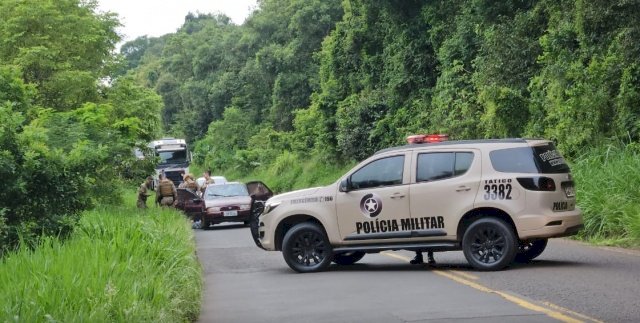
left=327, top=259, right=585, bottom=273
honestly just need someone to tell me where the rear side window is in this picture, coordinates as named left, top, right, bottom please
left=490, top=143, right=570, bottom=174
left=417, top=152, right=474, bottom=182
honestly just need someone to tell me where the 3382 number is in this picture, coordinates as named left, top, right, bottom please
left=483, top=184, right=512, bottom=200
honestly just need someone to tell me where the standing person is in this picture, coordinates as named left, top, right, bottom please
left=156, top=173, right=178, bottom=207
left=137, top=176, right=153, bottom=209
left=410, top=250, right=436, bottom=265
left=200, top=170, right=215, bottom=194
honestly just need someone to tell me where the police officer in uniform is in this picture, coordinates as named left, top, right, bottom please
left=178, top=173, right=198, bottom=192
left=156, top=173, right=178, bottom=207
left=137, top=176, right=153, bottom=209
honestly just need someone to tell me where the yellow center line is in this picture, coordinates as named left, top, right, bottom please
left=541, top=302, right=605, bottom=323
left=381, top=251, right=585, bottom=323
left=449, top=270, right=478, bottom=280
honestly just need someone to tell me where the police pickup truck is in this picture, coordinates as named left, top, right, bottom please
left=252, top=135, right=583, bottom=273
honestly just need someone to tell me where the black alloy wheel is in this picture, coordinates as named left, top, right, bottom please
left=462, top=217, right=517, bottom=271
left=515, top=239, right=548, bottom=263
left=282, top=222, right=332, bottom=273
left=332, top=251, right=366, bottom=265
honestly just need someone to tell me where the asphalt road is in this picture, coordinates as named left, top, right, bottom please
left=195, top=225, right=640, bottom=323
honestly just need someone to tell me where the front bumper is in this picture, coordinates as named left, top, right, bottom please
left=204, top=210, right=250, bottom=224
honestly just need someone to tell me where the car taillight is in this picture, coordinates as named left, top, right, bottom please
left=516, top=177, right=556, bottom=191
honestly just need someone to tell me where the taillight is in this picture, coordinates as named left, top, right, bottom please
left=517, top=177, right=556, bottom=191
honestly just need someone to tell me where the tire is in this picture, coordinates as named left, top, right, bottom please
left=202, top=220, right=212, bottom=230
left=462, top=217, right=517, bottom=271
left=249, top=202, right=264, bottom=247
left=515, top=239, right=548, bottom=263
left=282, top=222, right=333, bottom=273
left=332, top=251, right=366, bottom=265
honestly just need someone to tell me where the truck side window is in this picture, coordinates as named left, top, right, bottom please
left=350, top=155, right=404, bottom=190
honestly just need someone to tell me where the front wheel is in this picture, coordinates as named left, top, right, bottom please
left=332, top=251, right=366, bottom=265
left=462, top=217, right=517, bottom=271
left=515, top=239, right=548, bottom=263
left=282, top=222, right=333, bottom=273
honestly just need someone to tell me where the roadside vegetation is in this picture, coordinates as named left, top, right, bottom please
left=0, top=192, right=201, bottom=322
left=572, top=144, right=640, bottom=246
left=0, top=0, right=160, bottom=254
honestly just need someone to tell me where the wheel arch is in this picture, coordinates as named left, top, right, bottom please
left=274, top=214, right=326, bottom=251
left=457, top=207, right=519, bottom=241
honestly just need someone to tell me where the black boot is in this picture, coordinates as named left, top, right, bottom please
left=410, top=252, right=424, bottom=265
left=427, top=251, right=436, bottom=265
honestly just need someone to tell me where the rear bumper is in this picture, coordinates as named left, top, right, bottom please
left=517, top=207, right=583, bottom=239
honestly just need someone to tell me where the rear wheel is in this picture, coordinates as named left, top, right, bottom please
left=462, top=217, right=517, bottom=271
left=282, top=222, right=332, bottom=273
left=332, top=251, right=366, bottom=265
left=515, top=239, right=548, bottom=263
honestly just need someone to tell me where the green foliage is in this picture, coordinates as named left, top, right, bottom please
left=0, top=192, right=201, bottom=322
left=0, top=1, right=163, bottom=253
left=572, top=143, right=640, bottom=244
left=0, top=0, right=120, bottom=110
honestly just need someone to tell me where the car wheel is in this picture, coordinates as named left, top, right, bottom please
left=332, top=251, right=365, bottom=265
left=282, top=222, right=333, bottom=273
left=202, top=220, right=212, bottom=230
left=515, top=239, right=548, bottom=263
left=462, top=217, right=517, bottom=271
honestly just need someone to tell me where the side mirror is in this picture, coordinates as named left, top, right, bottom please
left=339, top=178, right=351, bottom=193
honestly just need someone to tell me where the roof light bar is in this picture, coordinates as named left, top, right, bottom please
left=406, top=134, right=449, bottom=144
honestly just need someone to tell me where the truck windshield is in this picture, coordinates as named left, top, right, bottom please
left=158, top=150, right=187, bottom=165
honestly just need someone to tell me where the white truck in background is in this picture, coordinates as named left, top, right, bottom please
left=148, top=138, right=191, bottom=188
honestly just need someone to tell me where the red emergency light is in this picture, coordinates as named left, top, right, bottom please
left=406, top=134, right=449, bottom=144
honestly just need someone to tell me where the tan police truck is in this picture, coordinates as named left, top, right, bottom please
left=252, top=135, right=583, bottom=272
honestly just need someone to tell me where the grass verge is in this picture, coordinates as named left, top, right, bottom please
left=0, top=191, right=202, bottom=322
left=571, top=143, right=640, bottom=247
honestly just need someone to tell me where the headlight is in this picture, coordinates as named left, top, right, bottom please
left=263, top=201, right=281, bottom=215
left=239, top=204, right=251, bottom=211
left=207, top=207, right=221, bottom=213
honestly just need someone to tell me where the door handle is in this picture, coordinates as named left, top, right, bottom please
left=456, top=186, right=471, bottom=192
left=390, top=193, right=406, bottom=199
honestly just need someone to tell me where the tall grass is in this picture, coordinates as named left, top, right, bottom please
left=0, top=192, right=201, bottom=322
left=572, top=143, right=640, bottom=245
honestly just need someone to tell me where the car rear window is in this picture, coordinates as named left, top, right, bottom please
left=490, top=143, right=570, bottom=174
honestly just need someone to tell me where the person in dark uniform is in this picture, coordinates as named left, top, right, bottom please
left=156, top=173, right=177, bottom=207
left=137, top=176, right=153, bottom=209
left=410, top=250, right=435, bottom=265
